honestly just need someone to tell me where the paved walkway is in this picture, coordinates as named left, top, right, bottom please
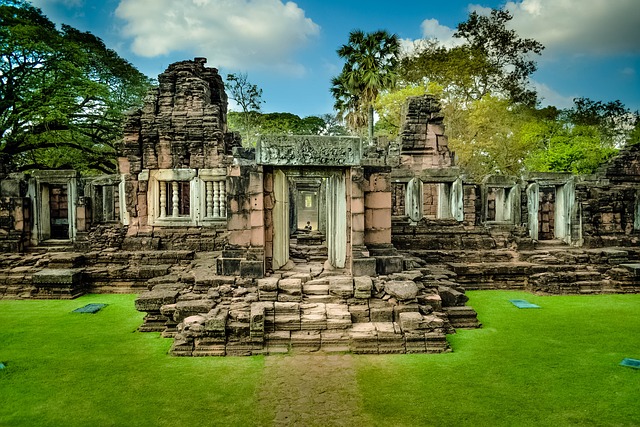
left=256, top=354, right=371, bottom=426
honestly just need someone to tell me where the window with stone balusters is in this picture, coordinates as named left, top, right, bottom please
left=148, top=169, right=227, bottom=226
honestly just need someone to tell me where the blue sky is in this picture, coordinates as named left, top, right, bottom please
left=30, top=0, right=640, bottom=117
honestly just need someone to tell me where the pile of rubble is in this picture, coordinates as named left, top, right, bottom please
left=135, top=256, right=480, bottom=356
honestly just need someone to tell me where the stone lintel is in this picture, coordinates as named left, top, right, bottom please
left=257, top=135, right=362, bottom=166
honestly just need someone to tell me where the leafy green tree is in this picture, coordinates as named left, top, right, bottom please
left=224, top=72, right=263, bottom=145
left=401, top=9, right=543, bottom=106
left=331, top=29, right=400, bottom=141
left=523, top=98, right=637, bottom=174
left=0, top=0, right=152, bottom=174
left=448, top=95, right=539, bottom=178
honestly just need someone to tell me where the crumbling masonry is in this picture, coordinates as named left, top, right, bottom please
left=1, top=58, right=640, bottom=356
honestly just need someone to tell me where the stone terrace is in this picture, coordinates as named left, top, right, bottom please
left=134, top=254, right=479, bottom=356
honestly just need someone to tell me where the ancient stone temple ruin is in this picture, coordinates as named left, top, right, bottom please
left=1, top=58, right=640, bottom=356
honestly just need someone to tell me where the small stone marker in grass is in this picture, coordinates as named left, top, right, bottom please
left=619, top=358, right=640, bottom=369
left=72, top=303, right=107, bottom=314
left=509, top=299, right=540, bottom=309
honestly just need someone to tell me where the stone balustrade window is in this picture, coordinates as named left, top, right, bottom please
left=159, top=181, right=190, bottom=218
left=203, top=179, right=226, bottom=220
left=148, top=168, right=226, bottom=226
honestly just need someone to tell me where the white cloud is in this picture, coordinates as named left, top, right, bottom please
left=505, top=0, right=640, bottom=57
left=114, top=0, right=320, bottom=72
left=531, top=80, right=575, bottom=109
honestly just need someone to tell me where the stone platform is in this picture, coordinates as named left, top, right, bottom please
left=135, top=256, right=481, bottom=356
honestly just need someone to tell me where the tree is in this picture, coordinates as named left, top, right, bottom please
left=224, top=72, right=263, bottom=145
left=448, top=96, right=539, bottom=178
left=400, top=9, right=544, bottom=106
left=454, top=9, right=544, bottom=105
left=227, top=111, right=348, bottom=138
left=523, top=98, right=637, bottom=174
left=331, top=29, right=400, bottom=141
left=0, top=0, right=152, bottom=174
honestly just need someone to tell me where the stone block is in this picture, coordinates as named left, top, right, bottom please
left=384, top=280, right=419, bottom=300
left=351, top=257, right=377, bottom=277
left=365, top=191, right=391, bottom=209
left=217, top=257, right=242, bottom=276
left=135, top=289, right=179, bottom=311
left=328, top=276, right=353, bottom=298
left=375, top=256, right=404, bottom=275
left=349, top=303, right=370, bottom=322
left=369, top=301, right=393, bottom=322
left=257, top=277, right=279, bottom=292
left=353, top=276, right=373, bottom=299
left=240, top=260, right=263, bottom=278
left=398, top=311, right=423, bottom=332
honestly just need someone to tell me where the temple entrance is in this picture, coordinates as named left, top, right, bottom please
left=49, top=184, right=69, bottom=240
left=270, top=168, right=347, bottom=271
left=527, top=179, right=575, bottom=243
left=29, top=170, right=78, bottom=244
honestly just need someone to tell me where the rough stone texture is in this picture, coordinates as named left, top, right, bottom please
left=384, top=280, right=419, bottom=300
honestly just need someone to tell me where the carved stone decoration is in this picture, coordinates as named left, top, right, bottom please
left=405, top=177, right=423, bottom=222
left=326, top=171, right=346, bottom=268
left=272, top=170, right=289, bottom=269
left=257, top=135, right=362, bottom=166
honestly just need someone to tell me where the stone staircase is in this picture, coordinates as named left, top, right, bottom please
left=0, top=248, right=196, bottom=299
left=418, top=243, right=640, bottom=294
left=135, top=255, right=481, bottom=356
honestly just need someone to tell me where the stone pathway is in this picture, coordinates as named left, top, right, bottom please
left=256, top=354, right=371, bottom=426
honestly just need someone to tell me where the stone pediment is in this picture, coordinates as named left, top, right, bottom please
left=256, top=135, right=362, bottom=166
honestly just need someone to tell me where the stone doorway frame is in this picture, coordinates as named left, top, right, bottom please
left=268, top=167, right=349, bottom=271
left=527, top=174, right=576, bottom=244
left=29, top=170, right=78, bottom=245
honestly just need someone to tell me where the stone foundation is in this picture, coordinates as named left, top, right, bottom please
left=134, top=256, right=481, bottom=356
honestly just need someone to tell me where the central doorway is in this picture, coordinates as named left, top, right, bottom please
left=270, top=168, right=347, bottom=271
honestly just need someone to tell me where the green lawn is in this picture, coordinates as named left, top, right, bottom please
left=1, top=291, right=639, bottom=426
left=357, top=291, right=640, bottom=426
left=0, top=295, right=267, bottom=427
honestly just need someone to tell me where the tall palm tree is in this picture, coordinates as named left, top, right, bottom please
left=331, top=29, right=400, bottom=141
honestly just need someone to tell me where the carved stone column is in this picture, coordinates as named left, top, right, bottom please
left=327, top=171, right=346, bottom=268
left=272, top=170, right=289, bottom=269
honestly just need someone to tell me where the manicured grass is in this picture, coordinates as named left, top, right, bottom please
left=356, top=291, right=640, bottom=426
left=2, top=292, right=640, bottom=426
left=0, top=295, right=267, bottom=427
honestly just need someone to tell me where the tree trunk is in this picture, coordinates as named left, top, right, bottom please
left=368, top=104, right=374, bottom=143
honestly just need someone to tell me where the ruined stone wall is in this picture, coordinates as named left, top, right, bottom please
left=118, top=58, right=238, bottom=251
left=0, top=175, right=29, bottom=252
left=398, top=95, right=454, bottom=170
left=577, top=144, right=640, bottom=247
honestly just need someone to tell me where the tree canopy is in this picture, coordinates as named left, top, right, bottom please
left=0, top=0, right=152, bottom=174
left=400, top=9, right=543, bottom=106
left=227, top=111, right=348, bottom=140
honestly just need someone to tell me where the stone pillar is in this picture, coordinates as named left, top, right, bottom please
left=437, top=183, right=450, bottom=219
left=327, top=172, right=347, bottom=268
left=364, top=172, right=392, bottom=246
left=451, top=178, right=464, bottom=221
left=272, top=170, right=289, bottom=270
left=405, top=177, right=423, bottom=222
left=350, top=168, right=365, bottom=248
left=527, top=183, right=539, bottom=240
